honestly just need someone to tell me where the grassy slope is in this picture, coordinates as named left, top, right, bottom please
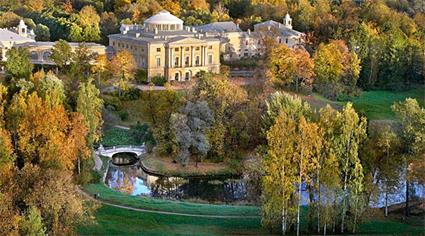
left=77, top=204, right=424, bottom=236
left=309, top=86, right=424, bottom=120
left=84, top=184, right=259, bottom=216
left=77, top=205, right=266, bottom=236
left=349, top=86, right=425, bottom=120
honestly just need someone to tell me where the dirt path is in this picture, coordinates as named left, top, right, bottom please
left=79, top=188, right=260, bottom=219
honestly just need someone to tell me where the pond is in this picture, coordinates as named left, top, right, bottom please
left=105, top=159, right=424, bottom=206
left=105, top=163, right=249, bottom=203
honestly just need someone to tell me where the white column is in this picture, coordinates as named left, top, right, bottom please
left=205, top=46, right=207, bottom=66
left=169, top=47, right=173, bottom=68
left=191, top=46, right=194, bottom=67
left=181, top=47, right=184, bottom=68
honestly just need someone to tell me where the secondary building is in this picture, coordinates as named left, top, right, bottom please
left=196, top=13, right=304, bottom=61
left=0, top=20, right=105, bottom=69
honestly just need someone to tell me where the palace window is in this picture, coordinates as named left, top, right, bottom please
left=196, top=47, right=200, bottom=51
left=156, top=48, right=161, bottom=52
left=208, top=45, right=212, bottom=49
left=185, top=72, right=190, bottom=80
left=156, top=57, right=161, bottom=67
left=185, top=47, right=190, bottom=51
left=208, top=55, right=213, bottom=64
left=195, top=56, right=200, bottom=66
left=175, top=48, right=179, bottom=52
left=185, top=56, right=190, bottom=66
left=175, top=57, right=179, bottom=67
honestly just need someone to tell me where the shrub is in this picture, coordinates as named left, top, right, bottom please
left=120, top=87, right=141, bottom=101
left=151, top=76, right=168, bottom=86
left=129, top=122, right=156, bottom=152
left=118, top=111, right=129, bottom=121
left=103, top=96, right=122, bottom=111
left=135, top=69, right=148, bottom=84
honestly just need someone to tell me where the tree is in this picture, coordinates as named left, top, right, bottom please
left=50, top=40, right=73, bottom=71
left=313, top=40, right=361, bottom=99
left=262, top=90, right=323, bottom=235
left=335, top=103, right=367, bottom=233
left=77, top=78, right=103, bottom=146
left=392, top=98, right=425, bottom=216
left=362, top=123, right=402, bottom=216
left=294, top=117, right=322, bottom=236
left=34, top=24, right=50, bottom=41
left=20, top=206, right=46, bottom=236
left=91, top=54, right=110, bottom=85
left=190, top=0, right=209, bottom=11
left=0, top=11, right=20, bottom=28
left=171, top=101, right=214, bottom=166
left=262, top=91, right=311, bottom=134
left=262, top=111, right=298, bottom=234
left=5, top=47, right=33, bottom=79
left=191, top=72, right=248, bottom=160
left=268, top=45, right=315, bottom=92
left=109, top=50, right=136, bottom=94
left=11, top=165, right=93, bottom=235
left=37, top=71, right=66, bottom=107
left=100, top=12, right=119, bottom=44
left=17, top=93, right=89, bottom=171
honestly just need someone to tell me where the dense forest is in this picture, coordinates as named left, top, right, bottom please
left=1, top=0, right=424, bottom=91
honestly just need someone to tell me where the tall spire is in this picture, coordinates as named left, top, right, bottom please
left=283, top=13, right=292, bottom=29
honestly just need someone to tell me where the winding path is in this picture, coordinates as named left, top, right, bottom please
left=79, top=188, right=260, bottom=219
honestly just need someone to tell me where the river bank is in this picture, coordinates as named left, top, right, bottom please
left=140, top=153, right=238, bottom=178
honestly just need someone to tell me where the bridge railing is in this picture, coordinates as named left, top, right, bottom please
left=97, top=144, right=145, bottom=152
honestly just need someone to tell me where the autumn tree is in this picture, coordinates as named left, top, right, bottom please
left=262, top=111, right=298, bottom=234
left=17, top=93, right=89, bottom=171
left=110, top=50, right=136, bottom=95
left=262, top=92, right=320, bottom=235
left=71, top=5, right=102, bottom=42
left=268, top=45, right=315, bottom=92
left=190, top=72, right=248, bottom=160
left=313, top=40, right=361, bottom=99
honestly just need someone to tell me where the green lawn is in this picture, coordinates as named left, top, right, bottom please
left=308, top=86, right=424, bottom=120
left=77, top=205, right=267, bottom=236
left=83, top=184, right=260, bottom=217
left=77, top=204, right=424, bottom=236
left=349, top=86, right=425, bottom=120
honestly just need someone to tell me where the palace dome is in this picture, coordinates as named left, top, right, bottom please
left=144, top=11, right=183, bottom=31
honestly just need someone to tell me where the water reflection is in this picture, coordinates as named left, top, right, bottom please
left=105, top=163, right=248, bottom=202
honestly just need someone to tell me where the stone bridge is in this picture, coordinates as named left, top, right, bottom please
left=96, top=144, right=145, bottom=158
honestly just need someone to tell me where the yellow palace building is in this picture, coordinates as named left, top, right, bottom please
left=108, top=10, right=221, bottom=81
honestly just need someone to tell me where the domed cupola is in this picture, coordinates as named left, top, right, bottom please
left=144, top=10, right=184, bottom=32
